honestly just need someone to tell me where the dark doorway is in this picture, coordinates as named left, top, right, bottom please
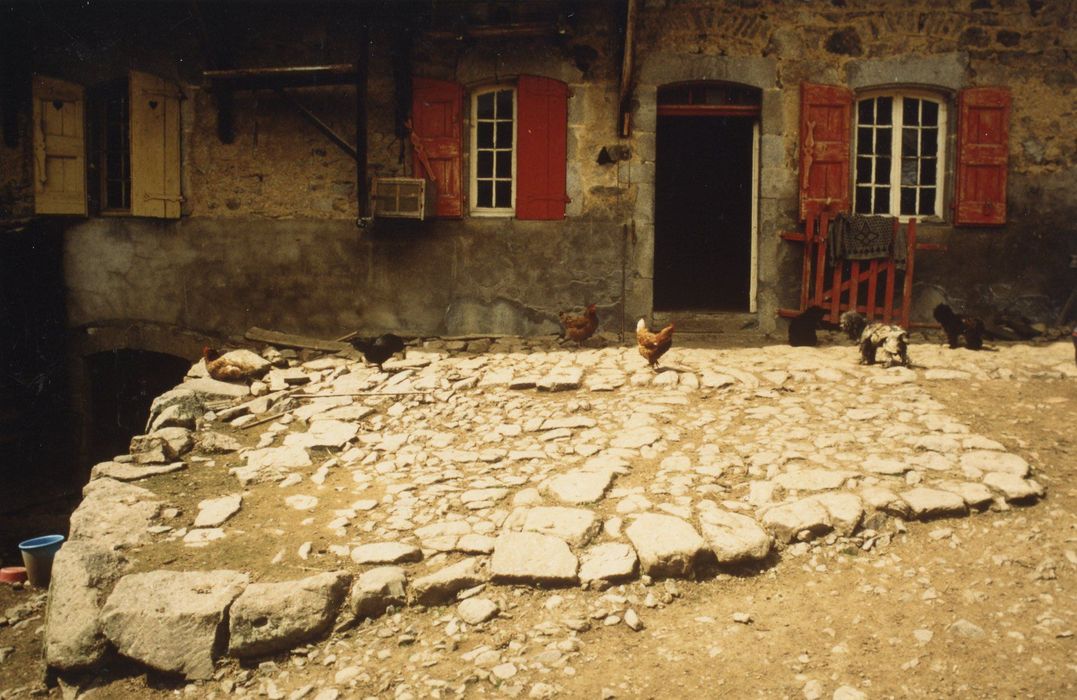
left=654, top=114, right=755, bottom=310
left=84, top=350, right=190, bottom=466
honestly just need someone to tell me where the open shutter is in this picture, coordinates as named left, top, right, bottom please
left=411, top=77, right=464, bottom=218
left=516, top=75, right=568, bottom=220
left=954, top=87, right=1010, bottom=226
left=32, top=75, right=87, bottom=215
left=799, top=82, right=852, bottom=221
left=129, top=70, right=182, bottom=218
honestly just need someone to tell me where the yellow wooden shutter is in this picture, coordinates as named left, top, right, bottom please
left=32, top=75, right=87, bottom=215
left=129, top=70, right=182, bottom=218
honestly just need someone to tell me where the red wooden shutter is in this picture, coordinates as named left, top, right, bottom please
left=799, top=82, right=853, bottom=221
left=954, top=87, right=1010, bottom=226
left=516, top=75, right=568, bottom=220
left=411, top=77, right=464, bottom=218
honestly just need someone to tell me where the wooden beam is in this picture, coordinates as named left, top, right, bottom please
left=274, top=88, right=358, bottom=161
left=245, top=327, right=352, bottom=353
left=356, top=19, right=369, bottom=217
left=618, top=0, right=637, bottom=137
left=203, top=64, right=357, bottom=80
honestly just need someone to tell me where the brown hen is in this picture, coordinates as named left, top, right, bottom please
left=559, top=304, right=598, bottom=346
left=636, top=318, right=674, bottom=369
left=203, top=347, right=266, bottom=383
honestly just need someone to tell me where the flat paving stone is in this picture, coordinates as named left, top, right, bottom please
left=761, top=499, right=832, bottom=543
left=697, top=508, right=772, bottom=564
left=900, top=488, right=970, bottom=519
left=624, top=513, right=711, bottom=578
left=541, top=470, right=614, bottom=505
left=578, top=543, right=639, bottom=584
left=491, top=532, right=578, bottom=585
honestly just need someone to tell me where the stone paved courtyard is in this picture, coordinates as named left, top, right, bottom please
left=3, top=333, right=1075, bottom=699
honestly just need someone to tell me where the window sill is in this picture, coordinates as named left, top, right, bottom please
left=469, top=209, right=515, bottom=218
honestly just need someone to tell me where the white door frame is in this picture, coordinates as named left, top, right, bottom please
left=749, top=121, right=760, bottom=313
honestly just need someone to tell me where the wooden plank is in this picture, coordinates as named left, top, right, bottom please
left=849, top=261, right=860, bottom=312
left=33, top=75, right=87, bottom=215
left=813, top=213, right=828, bottom=306
left=130, top=71, right=182, bottom=218
left=245, top=327, right=352, bottom=352
left=882, top=261, right=896, bottom=323
left=799, top=216, right=814, bottom=310
left=900, top=219, right=917, bottom=329
left=830, top=260, right=842, bottom=320
left=866, top=260, right=879, bottom=319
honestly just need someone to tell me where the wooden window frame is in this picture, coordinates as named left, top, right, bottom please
left=468, top=85, right=517, bottom=218
left=853, top=89, right=948, bottom=222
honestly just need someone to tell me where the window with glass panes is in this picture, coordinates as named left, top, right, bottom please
left=854, top=94, right=945, bottom=218
left=98, top=82, right=131, bottom=211
left=470, top=87, right=515, bottom=214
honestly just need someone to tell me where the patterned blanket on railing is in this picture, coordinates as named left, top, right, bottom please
left=827, top=213, right=905, bottom=269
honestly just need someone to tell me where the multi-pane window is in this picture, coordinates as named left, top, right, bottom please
left=101, top=87, right=131, bottom=210
left=470, top=87, right=515, bottom=214
left=855, top=93, right=946, bottom=218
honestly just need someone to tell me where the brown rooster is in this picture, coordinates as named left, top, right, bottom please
left=636, top=318, right=674, bottom=369
left=202, top=347, right=269, bottom=383
left=559, top=304, right=599, bottom=346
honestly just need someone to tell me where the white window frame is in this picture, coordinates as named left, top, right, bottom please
left=853, top=89, right=947, bottom=222
left=469, top=85, right=517, bottom=217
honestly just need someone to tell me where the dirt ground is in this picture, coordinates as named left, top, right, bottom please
left=0, top=338, right=1074, bottom=699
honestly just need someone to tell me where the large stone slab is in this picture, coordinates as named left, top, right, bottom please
left=578, top=543, right=639, bottom=585
left=349, top=567, right=407, bottom=620
left=194, top=494, right=243, bottom=528
left=491, top=532, right=579, bottom=585
left=44, top=542, right=129, bottom=671
left=101, top=570, right=249, bottom=680
left=697, top=509, right=772, bottom=564
left=610, top=426, right=662, bottom=450
left=411, top=558, right=487, bottom=606
left=69, top=478, right=161, bottom=549
left=90, top=461, right=187, bottom=482
left=283, top=420, right=360, bottom=449
left=520, top=507, right=600, bottom=546
left=807, top=493, right=864, bottom=535
left=982, top=473, right=1045, bottom=501
left=959, top=451, right=1031, bottom=477
left=899, top=488, right=969, bottom=519
left=541, top=470, right=614, bottom=505
left=228, top=571, right=351, bottom=658
left=774, top=469, right=856, bottom=492
left=625, top=513, right=711, bottom=578
left=761, top=499, right=832, bottom=543
left=537, top=367, right=584, bottom=391
left=181, top=376, right=252, bottom=398
left=350, top=542, right=423, bottom=565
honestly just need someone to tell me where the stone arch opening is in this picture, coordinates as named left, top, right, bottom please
left=82, top=349, right=191, bottom=467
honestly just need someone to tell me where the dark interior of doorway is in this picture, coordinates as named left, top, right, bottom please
left=84, top=350, right=191, bottom=468
left=654, top=115, right=753, bottom=311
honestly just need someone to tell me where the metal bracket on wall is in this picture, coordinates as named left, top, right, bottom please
left=273, top=87, right=358, bottom=161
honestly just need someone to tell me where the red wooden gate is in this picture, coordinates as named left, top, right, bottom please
left=779, top=207, right=943, bottom=329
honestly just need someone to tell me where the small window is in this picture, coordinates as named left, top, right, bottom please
left=854, top=92, right=946, bottom=219
left=470, top=86, right=515, bottom=216
left=93, top=80, right=132, bottom=212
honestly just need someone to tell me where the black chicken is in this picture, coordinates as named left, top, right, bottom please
left=933, top=303, right=984, bottom=350
left=788, top=306, right=828, bottom=347
left=349, top=333, right=406, bottom=371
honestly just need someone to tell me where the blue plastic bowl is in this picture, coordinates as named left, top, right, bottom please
left=18, top=534, right=65, bottom=556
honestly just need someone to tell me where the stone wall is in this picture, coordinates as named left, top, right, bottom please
left=2, top=1, right=1075, bottom=343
